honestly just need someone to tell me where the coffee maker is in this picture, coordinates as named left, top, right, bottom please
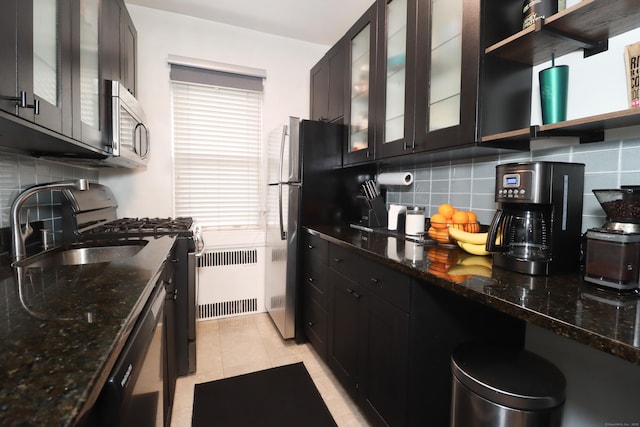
left=486, top=162, right=585, bottom=275
left=584, top=186, right=640, bottom=293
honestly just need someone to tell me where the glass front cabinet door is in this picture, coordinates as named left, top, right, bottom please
left=20, top=0, right=72, bottom=135
left=344, top=3, right=377, bottom=166
left=1, top=0, right=72, bottom=134
left=73, top=0, right=102, bottom=146
left=375, top=0, right=414, bottom=159
left=413, top=0, right=481, bottom=153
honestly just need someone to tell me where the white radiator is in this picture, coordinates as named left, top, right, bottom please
left=197, top=246, right=265, bottom=320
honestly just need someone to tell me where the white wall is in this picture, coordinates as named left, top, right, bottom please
left=100, top=5, right=328, bottom=218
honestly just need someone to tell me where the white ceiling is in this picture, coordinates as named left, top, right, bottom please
left=124, top=0, right=374, bottom=46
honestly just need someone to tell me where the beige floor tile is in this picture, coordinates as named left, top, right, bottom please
left=170, top=313, right=371, bottom=427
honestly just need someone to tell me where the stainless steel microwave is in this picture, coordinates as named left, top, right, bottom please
left=105, top=80, right=149, bottom=167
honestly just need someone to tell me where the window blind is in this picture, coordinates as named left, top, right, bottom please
left=171, top=78, right=264, bottom=230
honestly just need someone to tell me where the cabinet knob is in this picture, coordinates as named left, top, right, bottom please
left=333, top=258, right=342, bottom=263
left=307, top=321, right=314, bottom=327
left=308, top=244, right=314, bottom=249
left=370, top=277, right=380, bottom=285
left=308, top=277, right=314, bottom=283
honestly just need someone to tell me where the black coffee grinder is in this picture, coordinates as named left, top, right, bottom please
left=584, top=186, right=640, bottom=293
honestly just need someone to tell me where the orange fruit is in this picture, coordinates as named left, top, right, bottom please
left=435, top=229, right=450, bottom=243
left=452, top=211, right=469, bottom=224
left=430, top=213, right=448, bottom=229
left=466, top=211, right=477, bottom=222
left=438, top=203, right=455, bottom=219
left=428, top=227, right=438, bottom=240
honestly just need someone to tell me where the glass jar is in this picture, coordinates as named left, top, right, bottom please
left=406, top=207, right=426, bottom=237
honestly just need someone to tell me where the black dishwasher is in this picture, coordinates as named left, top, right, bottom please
left=94, top=280, right=168, bottom=427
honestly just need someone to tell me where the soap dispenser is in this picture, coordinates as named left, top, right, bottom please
left=388, top=204, right=407, bottom=232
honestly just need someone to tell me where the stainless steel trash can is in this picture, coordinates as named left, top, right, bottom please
left=451, top=343, right=566, bottom=427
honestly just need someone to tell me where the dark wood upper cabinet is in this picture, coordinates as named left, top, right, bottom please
left=374, top=0, right=414, bottom=159
left=122, top=5, right=137, bottom=96
left=72, top=0, right=102, bottom=147
left=310, top=62, right=329, bottom=121
left=0, top=1, right=18, bottom=117
left=0, top=0, right=138, bottom=159
left=1, top=0, right=72, bottom=136
left=411, top=0, right=531, bottom=154
left=311, top=39, right=346, bottom=123
left=101, top=0, right=137, bottom=96
left=336, top=0, right=531, bottom=164
left=343, top=3, right=378, bottom=166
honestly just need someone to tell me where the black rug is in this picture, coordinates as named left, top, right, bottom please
left=192, top=362, right=337, bottom=427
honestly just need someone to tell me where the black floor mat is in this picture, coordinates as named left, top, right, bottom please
left=192, top=362, right=338, bottom=427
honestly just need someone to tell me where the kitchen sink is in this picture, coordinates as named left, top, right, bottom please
left=13, top=241, right=148, bottom=268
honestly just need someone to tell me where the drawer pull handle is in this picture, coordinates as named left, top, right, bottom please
left=308, top=277, right=314, bottom=283
left=308, top=321, right=314, bottom=327
left=333, top=258, right=342, bottom=263
left=346, top=288, right=361, bottom=300
left=370, top=277, right=379, bottom=285
left=308, top=245, right=314, bottom=249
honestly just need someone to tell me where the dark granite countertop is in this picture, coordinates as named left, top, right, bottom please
left=0, top=236, right=176, bottom=427
left=306, top=225, right=640, bottom=366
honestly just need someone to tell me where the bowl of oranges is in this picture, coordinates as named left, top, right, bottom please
left=427, top=203, right=480, bottom=246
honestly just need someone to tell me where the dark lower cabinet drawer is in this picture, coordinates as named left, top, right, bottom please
left=303, top=263, right=328, bottom=309
left=302, top=233, right=328, bottom=271
left=328, top=243, right=361, bottom=280
left=361, top=259, right=411, bottom=313
left=303, top=295, right=328, bottom=360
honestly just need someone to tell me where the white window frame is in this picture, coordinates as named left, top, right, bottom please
left=169, top=57, right=266, bottom=231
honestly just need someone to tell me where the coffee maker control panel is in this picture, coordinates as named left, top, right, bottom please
left=497, top=171, right=534, bottom=202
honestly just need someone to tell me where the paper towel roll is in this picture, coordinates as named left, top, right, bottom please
left=377, top=172, right=414, bottom=186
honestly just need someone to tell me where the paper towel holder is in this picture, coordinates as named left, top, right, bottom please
left=377, top=172, right=414, bottom=186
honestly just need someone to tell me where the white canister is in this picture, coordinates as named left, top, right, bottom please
left=405, top=207, right=425, bottom=237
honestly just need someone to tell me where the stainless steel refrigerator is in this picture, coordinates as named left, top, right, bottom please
left=265, top=117, right=343, bottom=340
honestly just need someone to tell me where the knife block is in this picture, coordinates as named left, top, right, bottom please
left=358, top=196, right=388, bottom=228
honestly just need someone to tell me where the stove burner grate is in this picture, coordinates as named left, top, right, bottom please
left=86, top=217, right=194, bottom=236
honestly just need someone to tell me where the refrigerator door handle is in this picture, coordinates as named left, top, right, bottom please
left=278, top=124, right=288, bottom=183
left=278, top=182, right=286, bottom=240
left=278, top=124, right=288, bottom=241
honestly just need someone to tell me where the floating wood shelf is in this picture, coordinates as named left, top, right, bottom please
left=485, top=0, right=640, bottom=65
left=481, top=108, right=640, bottom=145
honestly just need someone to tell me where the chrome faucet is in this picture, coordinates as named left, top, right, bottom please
left=10, top=179, right=90, bottom=262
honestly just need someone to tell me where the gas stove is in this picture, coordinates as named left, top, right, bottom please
left=83, top=217, right=195, bottom=238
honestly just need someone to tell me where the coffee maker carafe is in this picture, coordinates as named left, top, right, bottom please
left=486, top=162, right=585, bottom=275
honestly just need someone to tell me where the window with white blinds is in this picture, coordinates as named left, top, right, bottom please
left=171, top=67, right=264, bottom=230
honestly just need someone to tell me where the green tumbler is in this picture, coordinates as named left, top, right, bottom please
left=539, top=65, right=569, bottom=124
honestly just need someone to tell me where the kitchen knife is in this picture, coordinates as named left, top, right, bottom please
left=366, top=180, right=377, bottom=199
left=361, top=183, right=372, bottom=200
